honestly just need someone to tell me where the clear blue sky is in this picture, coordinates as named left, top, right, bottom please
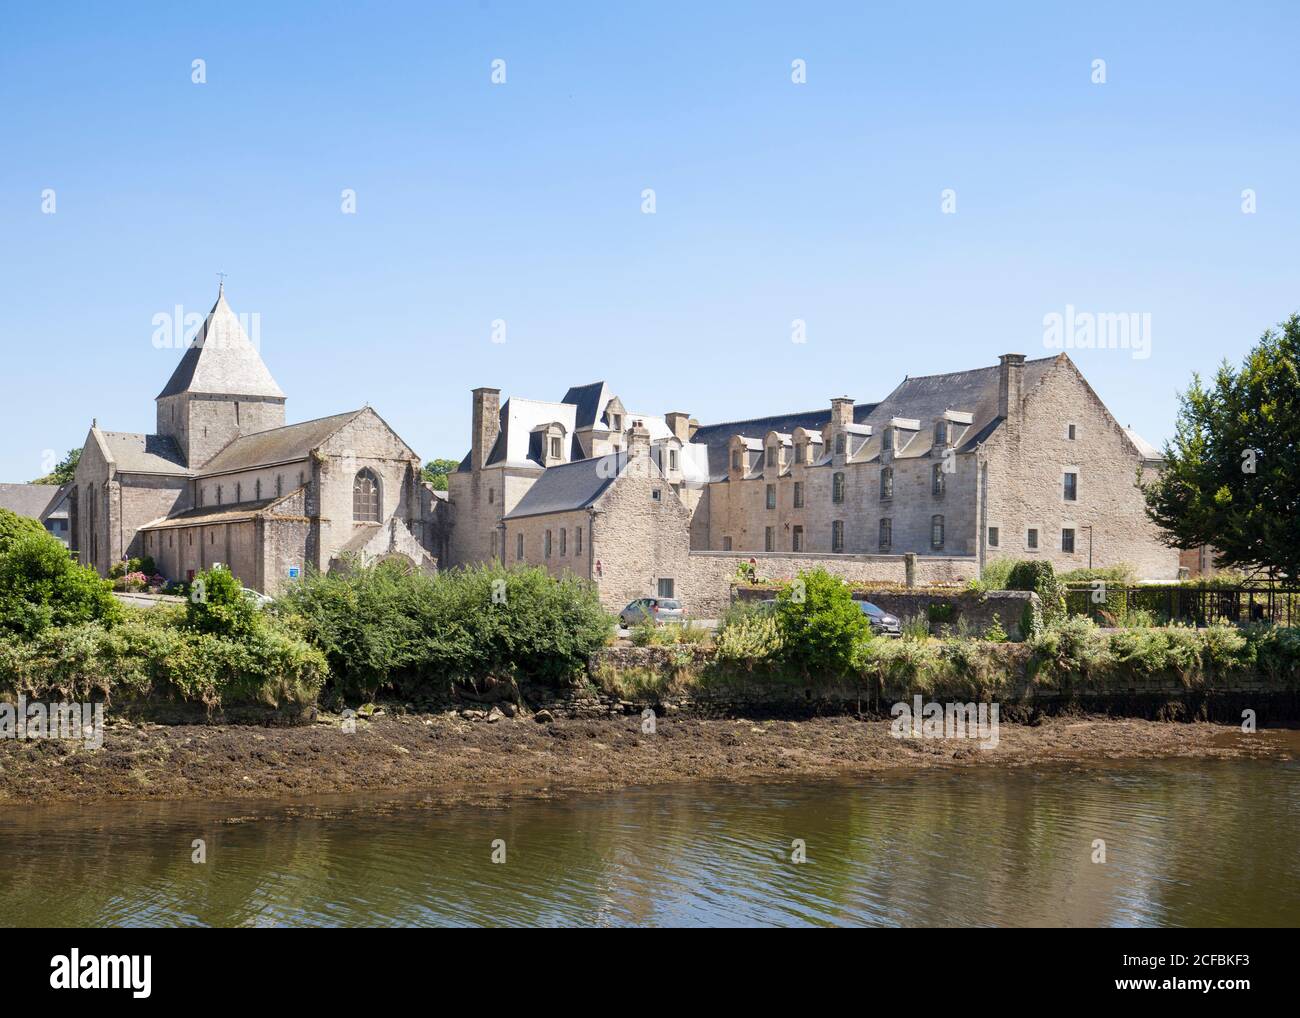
left=2, top=1, right=1296, bottom=482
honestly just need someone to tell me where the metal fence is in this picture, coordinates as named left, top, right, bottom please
left=1064, top=585, right=1300, bottom=628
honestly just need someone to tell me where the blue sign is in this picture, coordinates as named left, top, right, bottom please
left=288, top=567, right=300, bottom=579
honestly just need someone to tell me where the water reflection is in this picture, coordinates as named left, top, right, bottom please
left=2, top=759, right=1296, bottom=927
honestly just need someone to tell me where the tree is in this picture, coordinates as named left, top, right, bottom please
left=1142, top=314, right=1300, bottom=579
left=421, top=458, right=459, bottom=491
left=0, top=530, right=120, bottom=637
left=31, top=447, right=80, bottom=485
left=185, top=565, right=259, bottom=639
left=773, top=568, right=872, bottom=676
left=0, top=507, right=47, bottom=555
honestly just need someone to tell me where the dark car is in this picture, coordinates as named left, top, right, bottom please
left=858, top=600, right=901, bottom=636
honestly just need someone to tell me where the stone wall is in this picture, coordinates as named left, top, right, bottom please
left=683, top=551, right=978, bottom=618
left=978, top=356, right=1180, bottom=580
left=734, top=585, right=1037, bottom=639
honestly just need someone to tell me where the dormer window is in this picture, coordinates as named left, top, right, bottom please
left=934, top=420, right=948, bottom=446
left=550, top=436, right=562, bottom=459
left=835, top=433, right=846, bottom=455
left=668, top=449, right=678, bottom=471
left=766, top=446, right=777, bottom=467
left=610, top=414, right=622, bottom=432
left=731, top=450, right=742, bottom=472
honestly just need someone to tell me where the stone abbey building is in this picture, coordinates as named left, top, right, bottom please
left=70, top=289, right=437, bottom=592
left=445, top=353, right=1179, bottom=613
left=58, top=289, right=1178, bottom=606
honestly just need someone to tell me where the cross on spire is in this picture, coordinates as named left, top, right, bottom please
left=217, top=271, right=227, bottom=296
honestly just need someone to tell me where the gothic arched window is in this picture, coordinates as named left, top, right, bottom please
left=353, top=469, right=381, bottom=522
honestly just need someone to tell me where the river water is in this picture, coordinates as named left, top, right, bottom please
left=3, top=758, right=1297, bottom=927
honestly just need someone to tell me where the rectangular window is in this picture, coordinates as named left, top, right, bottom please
left=560, top=528, right=567, bottom=555
left=988, top=526, right=999, bottom=548
left=932, top=463, right=945, bottom=497
left=765, top=526, right=774, bottom=552
left=880, top=467, right=893, bottom=500
left=831, top=520, right=844, bottom=553
left=793, top=481, right=804, bottom=508
left=931, top=515, right=945, bottom=549
left=766, top=484, right=776, bottom=510
left=792, top=525, right=804, bottom=552
left=491, top=532, right=498, bottom=558
left=766, top=447, right=776, bottom=467
left=879, top=517, right=892, bottom=552
left=1063, top=472, right=1078, bottom=501
left=835, top=433, right=846, bottom=455
left=1067, top=423, right=1077, bottom=440
left=731, top=450, right=741, bottom=471
left=544, top=530, right=552, bottom=558
left=657, top=578, right=675, bottom=598
left=668, top=449, right=678, bottom=470
left=550, top=437, right=562, bottom=458
left=1027, top=528, right=1039, bottom=550
left=652, top=488, right=662, bottom=502
left=722, top=536, right=732, bottom=551
left=1062, top=528, right=1075, bottom=553
left=516, top=533, right=524, bottom=560
left=575, top=527, right=582, bottom=555
left=832, top=472, right=845, bottom=504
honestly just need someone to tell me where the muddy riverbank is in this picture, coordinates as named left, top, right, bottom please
left=2, top=709, right=1294, bottom=806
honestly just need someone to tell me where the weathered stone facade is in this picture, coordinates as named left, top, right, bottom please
left=71, top=288, right=440, bottom=593
left=447, top=352, right=1177, bottom=615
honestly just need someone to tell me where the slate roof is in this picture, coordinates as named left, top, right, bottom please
left=96, top=431, right=190, bottom=475
left=691, top=403, right=879, bottom=480
left=196, top=410, right=364, bottom=476
left=560, top=382, right=610, bottom=429
left=856, top=356, right=1057, bottom=457
left=0, top=483, right=61, bottom=519
left=157, top=291, right=285, bottom=400
left=503, top=453, right=626, bottom=520
left=139, top=492, right=307, bottom=529
left=1124, top=427, right=1162, bottom=461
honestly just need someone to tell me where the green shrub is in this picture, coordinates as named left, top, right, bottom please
left=770, top=569, right=872, bottom=677
left=968, top=557, right=1016, bottom=593
left=984, top=614, right=1008, bottom=642
left=0, top=531, right=120, bottom=638
left=275, top=562, right=612, bottom=697
left=0, top=507, right=46, bottom=555
left=715, top=612, right=782, bottom=662
left=0, top=609, right=326, bottom=709
left=185, top=565, right=258, bottom=640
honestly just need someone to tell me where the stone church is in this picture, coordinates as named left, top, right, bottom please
left=72, top=288, right=438, bottom=592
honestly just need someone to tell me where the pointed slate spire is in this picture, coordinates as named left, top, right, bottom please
left=156, top=289, right=284, bottom=400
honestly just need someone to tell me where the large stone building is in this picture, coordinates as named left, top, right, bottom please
left=444, top=352, right=1180, bottom=613
left=70, top=288, right=437, bottom=592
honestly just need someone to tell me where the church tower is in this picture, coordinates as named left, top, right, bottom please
left=156, top=286, right=286, bottom=468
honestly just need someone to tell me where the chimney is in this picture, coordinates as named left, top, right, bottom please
left=997, top=354, right=1025, bottom=422
left=664, top=411, right=692, bottom=443
left=830, top=396, right=854, bottom=428
left=627, top=419, right=652, bottom=458
left=471, top=387, right=501, bottom=470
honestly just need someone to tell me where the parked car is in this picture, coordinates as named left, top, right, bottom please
left=619, top=597, right=685, bottom=627
left=858, top=600, right=901, bottom=636
left=754, top=597, right=899, bottom=636
left=241, top=587, right=275, bottom=610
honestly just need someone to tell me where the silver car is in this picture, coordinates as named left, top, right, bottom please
left=619, top=597, right=685, bottom=627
